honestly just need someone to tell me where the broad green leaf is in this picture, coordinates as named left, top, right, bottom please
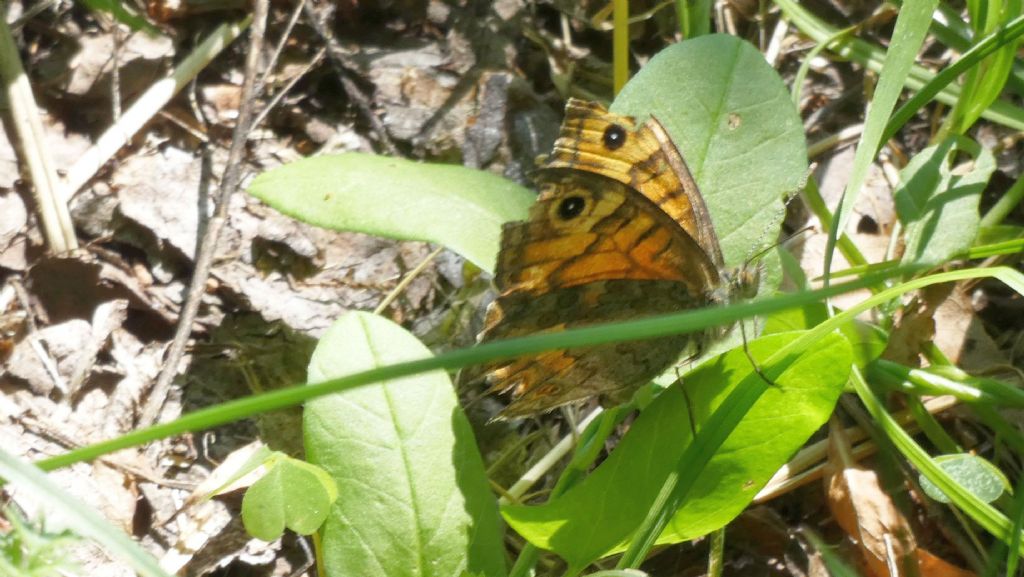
left=305, top=312, right=506, bottom=577
left=919, top=454, right=1010, bottom=504
left=895, top=137, right=995, bottom=266
left=502, top=331, right=852, bottom=568
left=247, top=154, right=533, bottom=274
left=241, top=455, right=337, bottom=540
left=612, top=35, right=806, bottom=275
left=762, top=302, right=886, bottom=369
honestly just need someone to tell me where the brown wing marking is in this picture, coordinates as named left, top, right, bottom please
left=475, top=280, right=704, bottom=419
left=543, top=98, right=724, bottom=269
left=492, top=171, right=719, bottom=298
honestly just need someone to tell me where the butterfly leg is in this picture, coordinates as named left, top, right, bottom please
left=740, top=320, right=777, bottom=387
left=674, top=365, right=699, bottom=438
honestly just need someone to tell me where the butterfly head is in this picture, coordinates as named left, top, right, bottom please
left=727, top=262, right=761, bottom=300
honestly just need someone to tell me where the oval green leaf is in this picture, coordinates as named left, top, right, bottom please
left=895, top=136, right=995, bottom=266
left=611, top=34, right=807, bottom=272
left=241, top=455, right=336, bottom=540
left=919, top=453, right=1009, bottom=504
left=247, top=154, right=533, bottom=274
left=502, top=331, right=852, bottom=568
left=305, top=311, right=506, bottom=577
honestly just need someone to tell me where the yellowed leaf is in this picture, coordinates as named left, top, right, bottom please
left=824, top=419, right=977, bottom=577
left=916, top=549, right=977, bottom=577
left=825, top=418, right=916, bottom=577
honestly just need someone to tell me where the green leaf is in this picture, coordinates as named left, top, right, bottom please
left=247, top=153, right=534, bottom=274
left=895, top=136, right=995, bottom=266
left=763, top=302, right=886, bottom=370
left=778, top=0, right=1024, bottom=132
left=919, top=454, right=1010, bottom=504
left=611, top=35, right=806, bottom=274
left=951, top=0, right=1024, bottom=134
left=305, top=311, right=506, bottom=577
left=502, top=331, right=852, bottom=568
left=241, top=454, right=338, bottom=540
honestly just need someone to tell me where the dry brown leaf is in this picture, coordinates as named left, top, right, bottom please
left=824, top=419, right=977, bottom=577
left=917, top=549, right=979, bottom=577
left=826, top=417, right=917, bottom=577
left=826, top=465, right=918, bottom=577
left=932, top=286, right=1006, bottom=372
left=882, top=283, right=952, bottom=367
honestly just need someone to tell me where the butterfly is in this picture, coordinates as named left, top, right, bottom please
left=473, top=99, right=752, bottom=419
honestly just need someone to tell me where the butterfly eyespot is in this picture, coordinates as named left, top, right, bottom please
left=603, top=124, right=626, bottom=150
left=557, top=196, right=586, bottom=220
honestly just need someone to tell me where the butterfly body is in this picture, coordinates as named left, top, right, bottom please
left=476, top=99, right=736, bottom=419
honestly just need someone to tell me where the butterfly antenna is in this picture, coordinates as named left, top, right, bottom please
left=741, top=224, right=815, bottom=272
left=682, top=385, right=700, bottom=438
left=739, top=162, right=817, bottom=266
left=735, top=227, right=816, bottom=386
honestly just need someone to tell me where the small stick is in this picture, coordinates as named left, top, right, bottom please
left=140, top=1, right=270, bottom=427
left=0, top=10, right=76, bottom=252
left=111, top=22, right=123, bottom=122
left=807, top=123, right=864, bottom=158
left=250, top=47, right=327, bottom=131
left=302, top=2, right=400, bottom=156
left=68, top=299, right=128, bottom=400
left=498, top=408, right=603, bottom=505
left=256, top=0, right=308, bottom=94
left=10, top=278, right=66, bottom=394
left=17, top=414, right=195, bottom=489
left=373, top=246, right=444, bottom=316
left=764, top=17, right=789, bottom=68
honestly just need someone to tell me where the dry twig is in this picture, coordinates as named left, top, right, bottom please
left=0, top=11, right=76, bottom=252
left=141, top=1, right=270, bottom=426
left=302, top=2, right=401, bottom=156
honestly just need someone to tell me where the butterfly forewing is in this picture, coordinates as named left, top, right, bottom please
left=494, top=171, right=719, bottom=298
left=544, top=99, right=724, bottom=270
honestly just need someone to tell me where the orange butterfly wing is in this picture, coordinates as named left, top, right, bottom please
left=476, top=100, right=726, bottom=418
left=544, top=99, right=724, bottom=270
left=493, top=170, right=720, bottom=299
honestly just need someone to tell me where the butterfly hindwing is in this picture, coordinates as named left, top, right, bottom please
left=477, top=280, right=702, bottom=418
